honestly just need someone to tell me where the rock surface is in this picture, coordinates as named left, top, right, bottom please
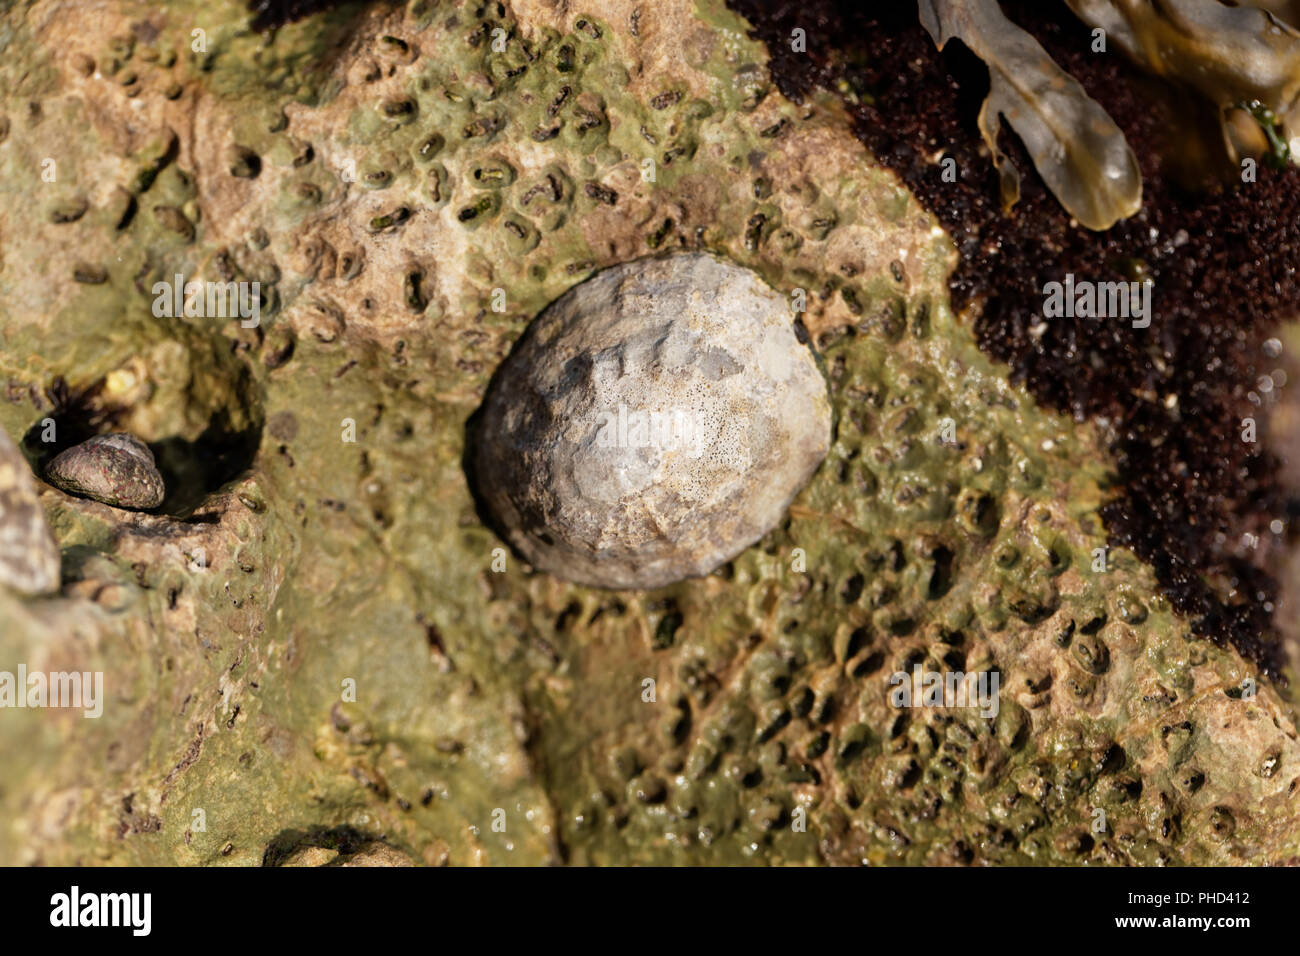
left=471, top=252, right=831, bottom=589
left=0, top=0, right=1296, bottom=867
left=0, top=430, right=60, bottom=595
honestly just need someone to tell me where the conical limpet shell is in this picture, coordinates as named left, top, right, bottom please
left=45, top=433, right=165, bottom=510
left=468, top=252, right=832, bottom=590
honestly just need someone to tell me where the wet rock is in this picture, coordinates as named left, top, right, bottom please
left=470, top=252, right=831, bottom=590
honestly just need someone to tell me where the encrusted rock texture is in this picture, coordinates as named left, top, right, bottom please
left=0, top=0, right=1296, bottom=865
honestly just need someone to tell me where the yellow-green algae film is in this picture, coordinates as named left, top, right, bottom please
left=0, top=0, right=1295, bottom=865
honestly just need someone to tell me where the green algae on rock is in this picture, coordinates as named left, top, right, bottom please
left=0, top=0, right=1297, bottom=869
left=470, top=252, right=832, bottom=590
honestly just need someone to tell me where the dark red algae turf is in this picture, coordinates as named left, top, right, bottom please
left=730, top=0, right=1300, bottom=677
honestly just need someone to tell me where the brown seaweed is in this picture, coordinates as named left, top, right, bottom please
left=919, top=0, right=1143, bottom=229
left=1069, top=0, right=1300, bottom=163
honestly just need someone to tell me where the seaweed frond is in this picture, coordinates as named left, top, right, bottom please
left=919, top=0, right=1143, bottom=230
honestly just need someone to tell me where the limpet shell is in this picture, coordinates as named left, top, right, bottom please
left=469, top=252, right=831, bottom=589
left=45, top=433, right=165, bottom=510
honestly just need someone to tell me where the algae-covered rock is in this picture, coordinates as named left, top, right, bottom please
left=0, top=0, right=1296, bottom=867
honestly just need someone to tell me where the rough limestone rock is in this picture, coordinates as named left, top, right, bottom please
left=0, top=429, right=60, bottom=595
left=0, top=0, right=1297, bottom=866
left=470, top=253, right=831, bottom=589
